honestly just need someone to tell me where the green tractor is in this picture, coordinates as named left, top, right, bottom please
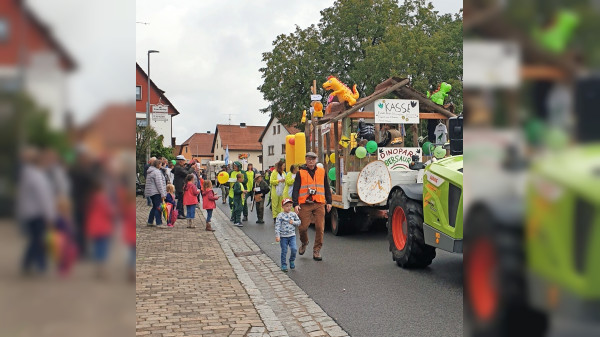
left=387, top=116, right=463, bottom=268
left=525, top=144, right=600, bottom=328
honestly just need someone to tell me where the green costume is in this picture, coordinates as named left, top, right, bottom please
left=270, top=170, right=289, bottom=219
left=244, top=170, right=255, bottom=219
left=232, top=181, right=244, bottom=224
left=229, top=164, right=247, bottom=221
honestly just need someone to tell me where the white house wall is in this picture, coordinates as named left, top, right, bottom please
left=261, top=117, right=291, bottom=169
left=135, top=112, right=172, bottom=148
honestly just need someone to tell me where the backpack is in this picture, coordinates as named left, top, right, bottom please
left=167, top=203, right=178, bottom=227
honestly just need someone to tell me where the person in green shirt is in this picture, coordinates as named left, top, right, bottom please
left=232, top=173, right=246, bottom=227
left=244, top=163, right=256, bottom=221
left=228, top=162, right=247, bottom=221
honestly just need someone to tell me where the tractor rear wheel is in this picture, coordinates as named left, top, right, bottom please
left=464, top=206, right=548, bottom=337
left=387, top=189, right=436, bottom=268
left=330, top=207, right=352, bottom=236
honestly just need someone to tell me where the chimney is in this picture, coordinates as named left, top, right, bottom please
left=240, top=123, right=246, bottom=128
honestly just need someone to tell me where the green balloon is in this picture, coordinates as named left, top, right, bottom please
left=171, top=160, right=176, bottom=165
left=433, top=146, right=446, bottom=159
left=422, top=141, right=433, bottom=155
left=355, top=146, right=367, bottom=159
left=328, top=167, right=336, bottom=181
left=366, top=140, right=378, bottom=153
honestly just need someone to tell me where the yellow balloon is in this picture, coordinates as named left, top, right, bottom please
left=329, top=153, right=335, bottom=164
left=217, top=171, right=229, bottom=184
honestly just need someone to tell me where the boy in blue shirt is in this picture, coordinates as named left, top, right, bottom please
left=275, top=198, right=301, bottom=272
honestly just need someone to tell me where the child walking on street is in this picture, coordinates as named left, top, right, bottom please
left=232, top=173, right=246, bottom=227
left=202, top=180, right=219, bottom=231
left=275, top=198, right=301, bottom=272
left=183, top=174, right=200, bottom=228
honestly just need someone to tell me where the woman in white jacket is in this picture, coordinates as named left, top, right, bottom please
left=144, top=160, right=167, bottom=227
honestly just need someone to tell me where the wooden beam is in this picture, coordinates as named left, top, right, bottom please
left=319, top=79, right=410, bottom=125
left=419, top=112, right=449, bottom=120
left=521, top=66, right=567, bottom=81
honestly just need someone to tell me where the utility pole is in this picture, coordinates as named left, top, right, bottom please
left=146, top=50, right=159, bottom=162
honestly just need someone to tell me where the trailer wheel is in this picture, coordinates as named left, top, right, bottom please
left=330, top=207, right=352, bottom=236
left=464, top=206, right=548, bottom=337
left=387, top=189, right=435, bottom=268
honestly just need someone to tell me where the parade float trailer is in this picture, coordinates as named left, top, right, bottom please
left=304, top=77, right=463, bottom=254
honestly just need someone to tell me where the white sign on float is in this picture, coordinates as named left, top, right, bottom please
left=374, top=99, right=419, bottom=124
left=378, top=147, right=422, bottom=171
left=310, top=94, right=323, bottom=101
left=321, top=123, right=331, bottom=135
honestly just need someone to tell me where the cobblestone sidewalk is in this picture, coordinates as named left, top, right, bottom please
left=136, top=197, right=349, bottom=337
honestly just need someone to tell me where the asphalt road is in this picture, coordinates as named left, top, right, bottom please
left=215, top=191, right=463, bottom=337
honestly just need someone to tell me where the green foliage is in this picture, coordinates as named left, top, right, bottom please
left=258, top=0, right=463, bottom=126
left=136, top=125, right=174, bottom=175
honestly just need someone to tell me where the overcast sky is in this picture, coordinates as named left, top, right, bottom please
left=25, top=0, right=461, bottom=143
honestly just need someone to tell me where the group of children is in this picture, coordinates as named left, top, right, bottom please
left=163, top=174, right=220, bottom=231
left=227, top=171, right=300, bottom=272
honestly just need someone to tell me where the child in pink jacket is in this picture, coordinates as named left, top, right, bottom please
left=183, top=174, right=200, bottom=228
left=202, top=180, right=220, bottom=231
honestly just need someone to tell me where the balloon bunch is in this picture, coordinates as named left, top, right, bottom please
left=354, top=140, right=378, bottom=159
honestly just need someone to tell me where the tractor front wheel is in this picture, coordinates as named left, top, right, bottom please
left=387, top=189, right=436, bottom=268
left=330, top=207, right=353, bottom=236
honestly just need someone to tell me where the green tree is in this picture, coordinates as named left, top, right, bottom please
left=258, top=0, right=463, bottom=130
left=135, top=125, right=174, bottom=176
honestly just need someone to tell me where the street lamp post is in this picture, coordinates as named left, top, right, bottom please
left=146, top=49, right=159, bottom=162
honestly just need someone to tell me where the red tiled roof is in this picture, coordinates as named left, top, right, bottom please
left=213, top=124, right=263, bottom=151
left=82, top=103, right=135, bottom=149
left=181, top=133, right=215, bottom=156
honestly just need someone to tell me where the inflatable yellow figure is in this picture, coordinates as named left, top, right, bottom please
left=322, top=76, right=359, bottom=106
left=313, top=102, right=324, bottom=118
left=301, top=110, right=307, bottom=123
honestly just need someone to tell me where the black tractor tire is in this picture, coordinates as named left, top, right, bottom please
left=330, top=207, right=353, bottom=236
left=387, top=189, right=436, bottom=268
left=464, top=206, right=549, bottom=337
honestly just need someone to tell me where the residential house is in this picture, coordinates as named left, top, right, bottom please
left=77, top=103, right=136, bottom=158
left=0, top=0, right=76, bottom=129
left=136, top=63, right=180, bottom=148
left=177, top=132, right=215, bottom=167
left=258, top=116, right=301, bottom=170
left=212, top=123, right=264, bottom=171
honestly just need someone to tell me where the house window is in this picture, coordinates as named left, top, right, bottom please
left=221, top=155, right=223, bottom=160
left=281, top=144, right=286, bottom=154
left=185, top=147, right=188, bottom=153
left=136, top=86, right=142, bottom=100
left=0, top=18, right=9, bottom=42
left=277, top=125, right=281, bottom=134
left=273, top=126, right=276, bottom=135
left=268, top=145, right=274, bottom=156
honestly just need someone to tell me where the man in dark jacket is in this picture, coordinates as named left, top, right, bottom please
left=253, top=173, right=270, bottom=224
left=173, top=155, right=192, bottom=219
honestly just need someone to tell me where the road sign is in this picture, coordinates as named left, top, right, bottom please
left=310, top=94, right=322, bottom=101
left=152, top=104, right=169, bottom=113
left=152, top=112, right=168, bottom=122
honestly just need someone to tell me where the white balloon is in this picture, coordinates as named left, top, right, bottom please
left=316, top=163, right=324, bottom=168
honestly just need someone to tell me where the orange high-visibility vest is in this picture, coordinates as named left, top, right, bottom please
left=298, top=167, right=326, bottom=204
